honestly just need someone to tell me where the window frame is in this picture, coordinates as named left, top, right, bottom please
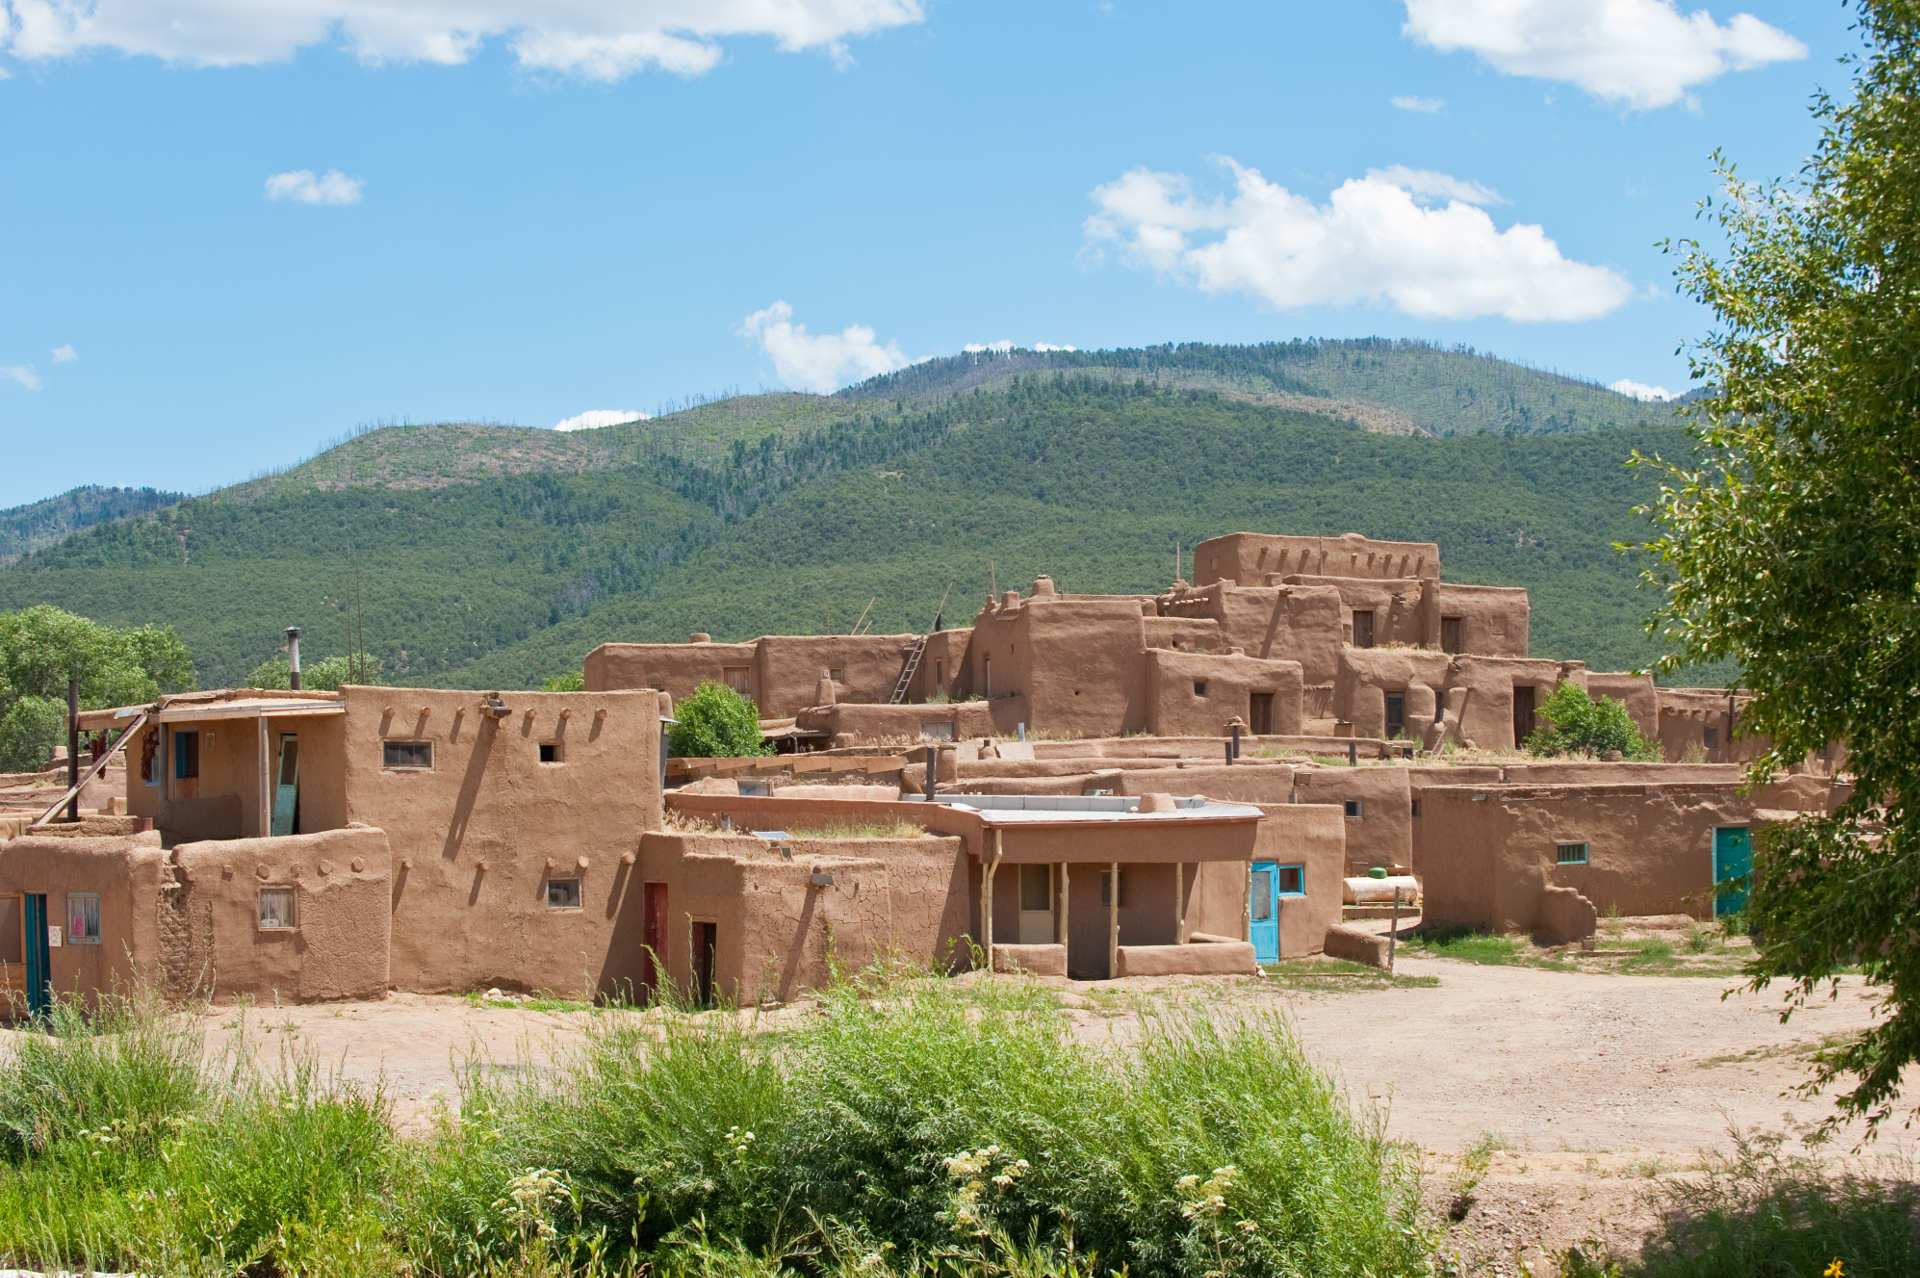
left=1274, top=864, right=1306, bottom=897
left=382, top=739, right=435, bottom=771
left=258, top=886, right=297, bottom=931
left=173, top=728, right=200, bottom=780
left=538, top=740, right=563, bottom=764
left=1343, top=799, right=1365, bottom=819
left=1555, top=842, right=1590, bottom=866
left=546, top=877, right=584, bottom=911
left=66, top=892, right=102, bottom=945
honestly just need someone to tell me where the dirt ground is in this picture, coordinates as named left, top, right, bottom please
left=175, top=953, right=1907, bottom=1274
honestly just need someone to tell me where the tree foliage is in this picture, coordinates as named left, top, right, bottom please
left=245, top=653, right=383, bottom=693
left=0, top=605, right=194, bottom=771
left=1525, top=681, right=1659, bottom=760
left=667, top=682, right=771, bottom=759
left=1637, top=0, right=1920, bottom=1128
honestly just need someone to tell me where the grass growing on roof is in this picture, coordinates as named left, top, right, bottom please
left=789, top=818, right=930, bottom=840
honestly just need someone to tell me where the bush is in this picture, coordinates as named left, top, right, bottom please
left=541, top=670, right=585, bottom=692
left=246, top=652, right=382, bottom=691
left=668, top=682, right=771, bottom=759
left=1526, top=681, right=1660, bottom=761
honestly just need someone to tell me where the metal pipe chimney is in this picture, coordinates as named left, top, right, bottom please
left=286, top=627, right=302, bottom=691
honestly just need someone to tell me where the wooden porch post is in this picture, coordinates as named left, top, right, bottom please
left=981, top=828, right=1003, bottom=960
left=257, top=716, right=271, bottom=837
left=1055, top=862, right=1069, bottom=947
left=1107, top=860, right=1119, bottom=979
left=1174, top=861, right=1186, bottom=945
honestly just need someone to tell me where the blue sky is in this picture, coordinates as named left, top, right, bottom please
left=0, top=0, right=1855, bottom=507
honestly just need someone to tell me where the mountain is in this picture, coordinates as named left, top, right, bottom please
left=0, top=485, right=183, bottom=565
left=0, top=340, right=1703, bottom=690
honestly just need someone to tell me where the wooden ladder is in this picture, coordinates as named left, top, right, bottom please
left=888, top=634, right=929, bottom=704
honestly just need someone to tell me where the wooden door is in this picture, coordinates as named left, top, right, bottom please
left=1017, top=865, right=1053, bottom=944
left=1512, top=684, right=1538, bottom=747
left=641, top=883, right=667, bottom=996
left=1249, top=693, right=1274, bottom=736
left=692, top=921, right=716, bottom=1007
left=1352, top=610, right=1375, bottom=649
left=271, top=733, right=300, bottom=837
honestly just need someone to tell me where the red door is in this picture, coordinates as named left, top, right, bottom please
left=641, top=883, right=667, bottom=996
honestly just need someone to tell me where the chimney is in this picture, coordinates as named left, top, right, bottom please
left=286, top=627, right=302, bottom=691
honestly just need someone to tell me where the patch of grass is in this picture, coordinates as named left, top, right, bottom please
left=1401, top=927, right=1525, bottom=965
left=1260, top=959, right=1440, bottom=990
left=1683, top=923, right=1715, bottom=954
left=789, top=818, right=929, bottom=840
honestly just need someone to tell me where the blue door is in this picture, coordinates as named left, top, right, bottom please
left=1713, top=827, right=1753, bottom=917
left=1249, top=861, right=1280, bottom=963
left=22, top=895, right=51, bottom=1019
left=271, top=734, right=300, bottom=837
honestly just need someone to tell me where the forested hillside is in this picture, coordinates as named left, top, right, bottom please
left=0, top=485, right=181, bottom=564
left=0, top=342, right=1705, bottom=689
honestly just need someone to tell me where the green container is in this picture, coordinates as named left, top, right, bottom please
left=1368, top=867, right=1388, bottom=879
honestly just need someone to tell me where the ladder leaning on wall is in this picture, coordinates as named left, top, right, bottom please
left=887, top=583, right=953, bottom=704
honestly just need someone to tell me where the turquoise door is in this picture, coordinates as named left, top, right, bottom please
left=1249, top=861, right=1280, bottom=963
left=271, top=734, right=300, bottom=837
left=1713, top=826, right=1753, bottom=917
left=22, top=895, right=50, bottom=1018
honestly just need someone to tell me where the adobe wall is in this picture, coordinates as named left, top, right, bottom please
left=1657, top=689, right=1767, bottom=764
left=1108, top=762, right=1297, bottom=805
left=1159, top=582, right=1347, bottom=688
left=1142, top=615, right=1229, bottom=654
left=1143, top=650, right=1304, bottom=737
left=795, top=701, right=996, bottom=749
left=1194, top=532, right=1440, bottom=586
left=1336, top=648, right=1453, bottom=740
left=1449, top=657, right=1589, bottom=751
left=169, top=826, right=391, bottom=1003
left=1430, top=583, right=1530, bottom=657
left=1252, top=802, right=1346, bottom=957
left=753, top=634, right=919, bottom=717
left=1283, top=575, right=1430, bottom=649
left=1585, top=672, right=1660, bottom=742
left=909, top=629, right=975, bottom=702
left=584, top=640, right=756, bottom=702
left=1418, top=782, right=1765, bottom=932
left=340, top=685, right=665, bottom=997
left=1292, top=766, right=1414, bottom=873
left=0, top=832, right=169, bottom=1006
left=970, top=596, right=1150, bottom=737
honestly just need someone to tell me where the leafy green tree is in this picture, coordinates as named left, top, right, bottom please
left=667, top=682, right=771, bottom=759
left=0, top=605, right=194, bottom=770
left=1637, top=0, right=1920, bottom=1128
left=540, top=670, right=585, bottom=692
left=1525, top=681, right=1660, bottom=761
left=244, top=653, right=382, bottom=692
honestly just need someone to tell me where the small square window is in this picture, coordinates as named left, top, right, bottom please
left=259, top=888, right=296, bottom=930
left=1193, top=680, right=1208, bottom=697
left=737, top=780, right=772, bottom=797
left=1411, top=799, right=1422, bottom=818
left=66, top=893, right=101, bottom=945
left=174, top=729, right=200, bottom=780
left=546, top=878, right=582, bottom=910
left=829, top=667, right=846, bottom=683
left=538, top=741, right=561, bottom=764
left=1344, top=799, right=1364, bottom=819
left=1703, top=727, right=1720, bottom=750
left=1555, top=842, right=1589, bottom=865
left=1275, top=864, right=1305, bottom=896
left=383, top=740, right=433, bottom=770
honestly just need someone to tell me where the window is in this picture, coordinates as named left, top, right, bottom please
left=1441, top=615, right=1463, bottom=654
left=538, top=741, right=562, bottom=764
left=1193, top=680, right=1208, bottom=697
left=1019, top=865, right=1050, bottom=911
left=1250, top=868, right=1273, bottom=920
left=546, top=878, right=582, bottom=910
left=722, top=666, right=749, bottom=693
left=1100, top=868, right=1124, bottom=908
left=382, top=740, right=433, bottom=770
left=1555, top=842, right=1589, bottom=865
left=259, top=888, right=296, bottom=930
left=1385, top=690, right=1406, bottom=739
left=1703, top=726, right=1720, bottom=750
left=1411, top=799, right=1422, bottom=818
left=1275, top=864, right=1305, bottom=896
left=173, top=729, right=199, bottom=780
left=66, top=893, right=100, bottom=945
left=737, top=780, right=771, bottom=797
left=1344, top=799, right=1364, bottom=818
left=829, top=667, right=845, bottom=684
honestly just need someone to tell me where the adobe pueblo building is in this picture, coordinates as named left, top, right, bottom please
left=0, top=531, right=1846, bottom=1011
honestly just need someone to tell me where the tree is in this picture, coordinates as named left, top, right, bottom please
left=245, top=653, right=383, bottom=693
left=541, top=671, right=585, bottom=692
left=1636, top=0, right=1920, bottom=1129
left=667, top=682, right=771, bottom=759
left=0, top=605, right=194, bottom=771
left=1525, top=681, right=1659, bottom=761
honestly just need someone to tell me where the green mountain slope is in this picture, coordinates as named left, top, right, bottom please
left=0, top=485, right=183, bottom=564
left=0, top=343, right=1703, bottom=690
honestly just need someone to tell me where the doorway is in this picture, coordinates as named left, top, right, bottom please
left=1017, top=865, right=1053, bottom=944
left=1713, top=827, right=1752, bottom=917
left=19, top=895, right=50, bottom=1018
left=692, top=921, right=717, bottom=1007
left=1384, top=691, right=1406, bottom=740
left=1249, top=862, right=1279, bottom=963
left=1512, top=684, right=1538, bottom=746
left=1352, top=610, right=1375, bottom=649
left=1249, top=692, right=1274, bottom=736
left=272, top=733, right=300, bottom=837
left=641, top=883, right=668, bottom=997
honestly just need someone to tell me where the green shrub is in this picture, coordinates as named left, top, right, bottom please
left=668, top=682, right=771, bottom=759
left=541, top=670, right=586, bottom=692
left=246, top=652, right=382, bottom=691
left=1526, top=681, right=1661, bottom=761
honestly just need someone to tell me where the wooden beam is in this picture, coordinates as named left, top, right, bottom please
left=257, top=716, right=272, bottom=838
left=1107, top=860, right=1119, bottom=980
left=1174, top=861, right=1186, bottom=945
left=1056, top=861, right=1069, bottom=947
left=29, top=711, right=147, bottom=828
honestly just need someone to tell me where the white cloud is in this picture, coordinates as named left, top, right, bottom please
left=1032, top=342, right=1077, bottom=352
left=1390, top=94, right=1444, bottom=112
left=49, top=343, right=75, bottom=363
left=1364, top=165, right=1505, bottom=207
left=553, top=408, right=649, bottom=431
left=1610, top=378, right=1673, bottom=401
left=1, top=365, right=42, bottom=390
left=739, top=300, right=911, bottom=393
left=964, top=340, right=1014, bottom=354
left=1402, top=0, right=1807, bottom=110
left=265, top=168, right=363, bottom=205
left=0, top=1, right=924, bottom=80
left=1084, top=158, right=1632, bottom=323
